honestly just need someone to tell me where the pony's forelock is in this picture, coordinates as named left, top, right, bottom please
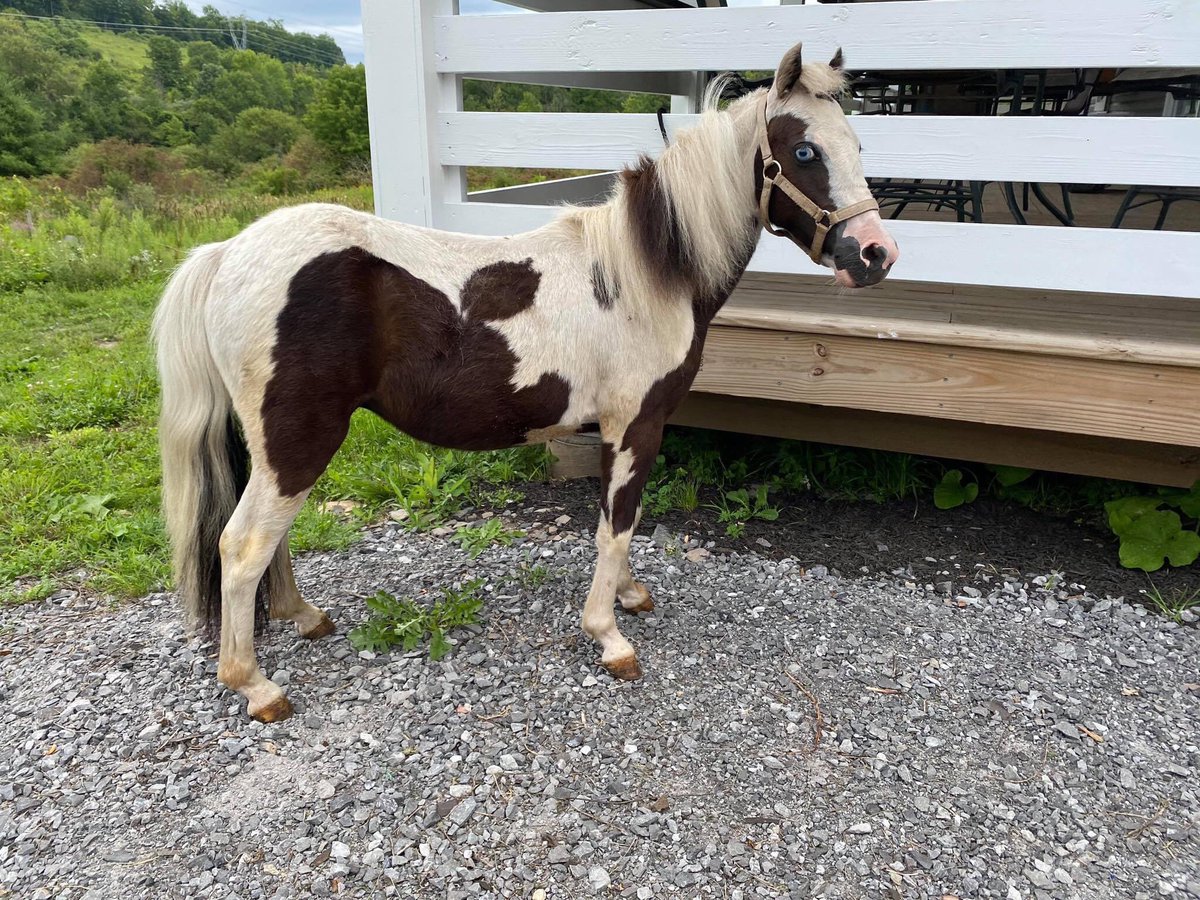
left=797, top=62, right=849, bottom=99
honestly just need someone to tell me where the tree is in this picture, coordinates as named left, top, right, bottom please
left=210, top=51, right=292, bottom=117
left=516, top=91, right=542, bottom=112
left=147, top=36, right=185, bottom=91
left=185, top=40, right=222, bottom=75
left=73, top=60, right=152, bottom=142
left=622, top=92, right=668, bottom=114
left=182, top=96, right=228, bottom=142
left=304, top=64, right=369, bottom=165
left=0, top=75, right=48, bottom=175
left=209, top=106, right=302, bottom=167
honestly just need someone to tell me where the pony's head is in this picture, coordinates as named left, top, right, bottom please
left=759, top=43, right=898, bottom=288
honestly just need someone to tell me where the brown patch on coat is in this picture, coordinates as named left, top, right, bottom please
left=621, top=155, right=695, bottom=293
left=606, top=326, right=708, bottom=535
left=261, top=247, right=570, bottom=497
left=591, top=261, right=618, bottom=310
left=763, top=114, right=836, bottom=258
left=461, top=258, right=540, bottom=321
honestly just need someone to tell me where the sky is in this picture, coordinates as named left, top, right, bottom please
left=186, top=0, right=778, bottom=66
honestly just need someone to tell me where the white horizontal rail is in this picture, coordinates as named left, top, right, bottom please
left=441, top=113, right=1200, bottom=187
left=438, top=200, right=1200, bottom=299
left=436, top=0, right=1200, bottom=73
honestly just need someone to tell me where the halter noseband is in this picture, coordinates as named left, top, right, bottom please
left=756, top=92, right=880, bottom=263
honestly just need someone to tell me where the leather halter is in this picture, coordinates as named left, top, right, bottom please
left=756, top=92, right=880, bottom=263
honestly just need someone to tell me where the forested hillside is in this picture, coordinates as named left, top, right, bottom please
left=0, top=9, right=367, bottom=190
left=1, top=4, right=664, bottom=193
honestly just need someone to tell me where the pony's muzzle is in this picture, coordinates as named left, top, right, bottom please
left=832, top=210, right=899, bottom=288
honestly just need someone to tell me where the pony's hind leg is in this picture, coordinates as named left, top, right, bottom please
left=615, top=505, right=654, bottom=614
left=269, top=542, right=336, bottom=639
left=217, top=469, right=309, bottom=721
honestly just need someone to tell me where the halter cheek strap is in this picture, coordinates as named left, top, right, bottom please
left=756, top=93, right=880, bottom=264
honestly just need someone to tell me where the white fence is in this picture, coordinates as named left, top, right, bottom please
left=362, top=0, right=1200, bottom=299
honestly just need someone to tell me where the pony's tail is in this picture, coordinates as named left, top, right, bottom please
left=153, top=242, right=274, bottom=633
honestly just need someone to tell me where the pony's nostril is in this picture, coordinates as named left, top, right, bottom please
left=862, top=242, right=889, bottom=266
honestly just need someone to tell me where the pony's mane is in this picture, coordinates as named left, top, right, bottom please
left=571, top=82, right=761, bottom=310
left=567, top=64, right=848, bottom=310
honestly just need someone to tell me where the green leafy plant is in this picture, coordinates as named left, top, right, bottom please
left=388, top=453, right=471, bottom=530
left=933, top=469, right=979, bottom=510
left=453, top=518, right=524, bottom=558
left=348, top=579, right=485, bottom=659
left=1105, top=488, right=1200, bottom=572
left=713, top=484, right=779, bottom=537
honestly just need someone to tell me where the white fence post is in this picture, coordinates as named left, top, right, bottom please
left=362, top=0, right=464, bottom=226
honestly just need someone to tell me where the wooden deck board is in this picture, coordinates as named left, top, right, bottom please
left=719, top=275, right=1200, bottom=368
left=693, top=327, right=1200, bottom=447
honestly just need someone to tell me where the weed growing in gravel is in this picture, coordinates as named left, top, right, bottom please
left=1144, top=583, right=1200, bottom=622
left=712, top=485, right=779, bottom=538
left=453, top=519, right=524, bottom=558
left=514, top=563, right=550, bottom=589
left=348, top=579, right=485, bottom=659
left=389, top=453, right=473, bottom=530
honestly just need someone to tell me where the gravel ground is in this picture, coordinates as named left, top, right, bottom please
left=2, top=503, right=1198, bottom=900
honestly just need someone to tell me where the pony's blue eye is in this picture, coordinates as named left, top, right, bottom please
left=794, top=143, right=818, bottom=164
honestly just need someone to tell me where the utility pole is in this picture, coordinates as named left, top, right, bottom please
left=229, top=15, right=247, bottom=50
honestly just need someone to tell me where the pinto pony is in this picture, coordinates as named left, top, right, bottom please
left=154, top=44, right=898, bottom=721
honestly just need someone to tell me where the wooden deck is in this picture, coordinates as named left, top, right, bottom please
left=678, top=275, right=1200, bottom=486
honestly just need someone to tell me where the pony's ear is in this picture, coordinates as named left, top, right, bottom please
left=829, top=47, right=844, bottom=71
left=774, top=42, right=804, bottom=98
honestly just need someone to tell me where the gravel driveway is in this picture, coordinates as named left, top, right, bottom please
left=2, top=503, right=1198, bottom=900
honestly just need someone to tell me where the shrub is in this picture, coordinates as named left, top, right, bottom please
left=208, top=107, right=303, bottom=171
left=66, top=139, right=202, bottom=197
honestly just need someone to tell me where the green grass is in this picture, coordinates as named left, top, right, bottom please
left=1144, top=582, right=1200, bottom=623
left=80, top=27, right=150, bottom=72
left=0, top=281, right=166, bottom=598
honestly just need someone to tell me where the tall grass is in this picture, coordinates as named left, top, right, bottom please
left=0, top=178, right=373, bottom=293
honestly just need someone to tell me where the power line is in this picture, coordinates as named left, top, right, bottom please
left=243, top=26, right=344, bottom=65
left=201, top=0, right=361, bottom=41
left=4, top=11, right=231, bottom=36
left=242, top=31, right=344, bottom=67
left=1, top=9, right=345, bottom=64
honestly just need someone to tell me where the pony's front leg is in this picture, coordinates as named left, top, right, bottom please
left=217, top=469, right=308, bottom=721
left=582, top=417, right=664, bottom=680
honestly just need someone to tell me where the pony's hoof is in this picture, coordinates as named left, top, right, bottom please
left=251, top=695, right=294, bottom=723
left=603, top=654, right=643, bottom=681
left=619, top=583, right=654, bottom=614
left=300, top=613, right=336, bottom=640
left=622, top=594, right=654, bottom=615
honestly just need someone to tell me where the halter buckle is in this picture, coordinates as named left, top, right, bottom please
left=817, top=209, right=833, bottom=226
left=762, top=159, right=781, bottom=182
